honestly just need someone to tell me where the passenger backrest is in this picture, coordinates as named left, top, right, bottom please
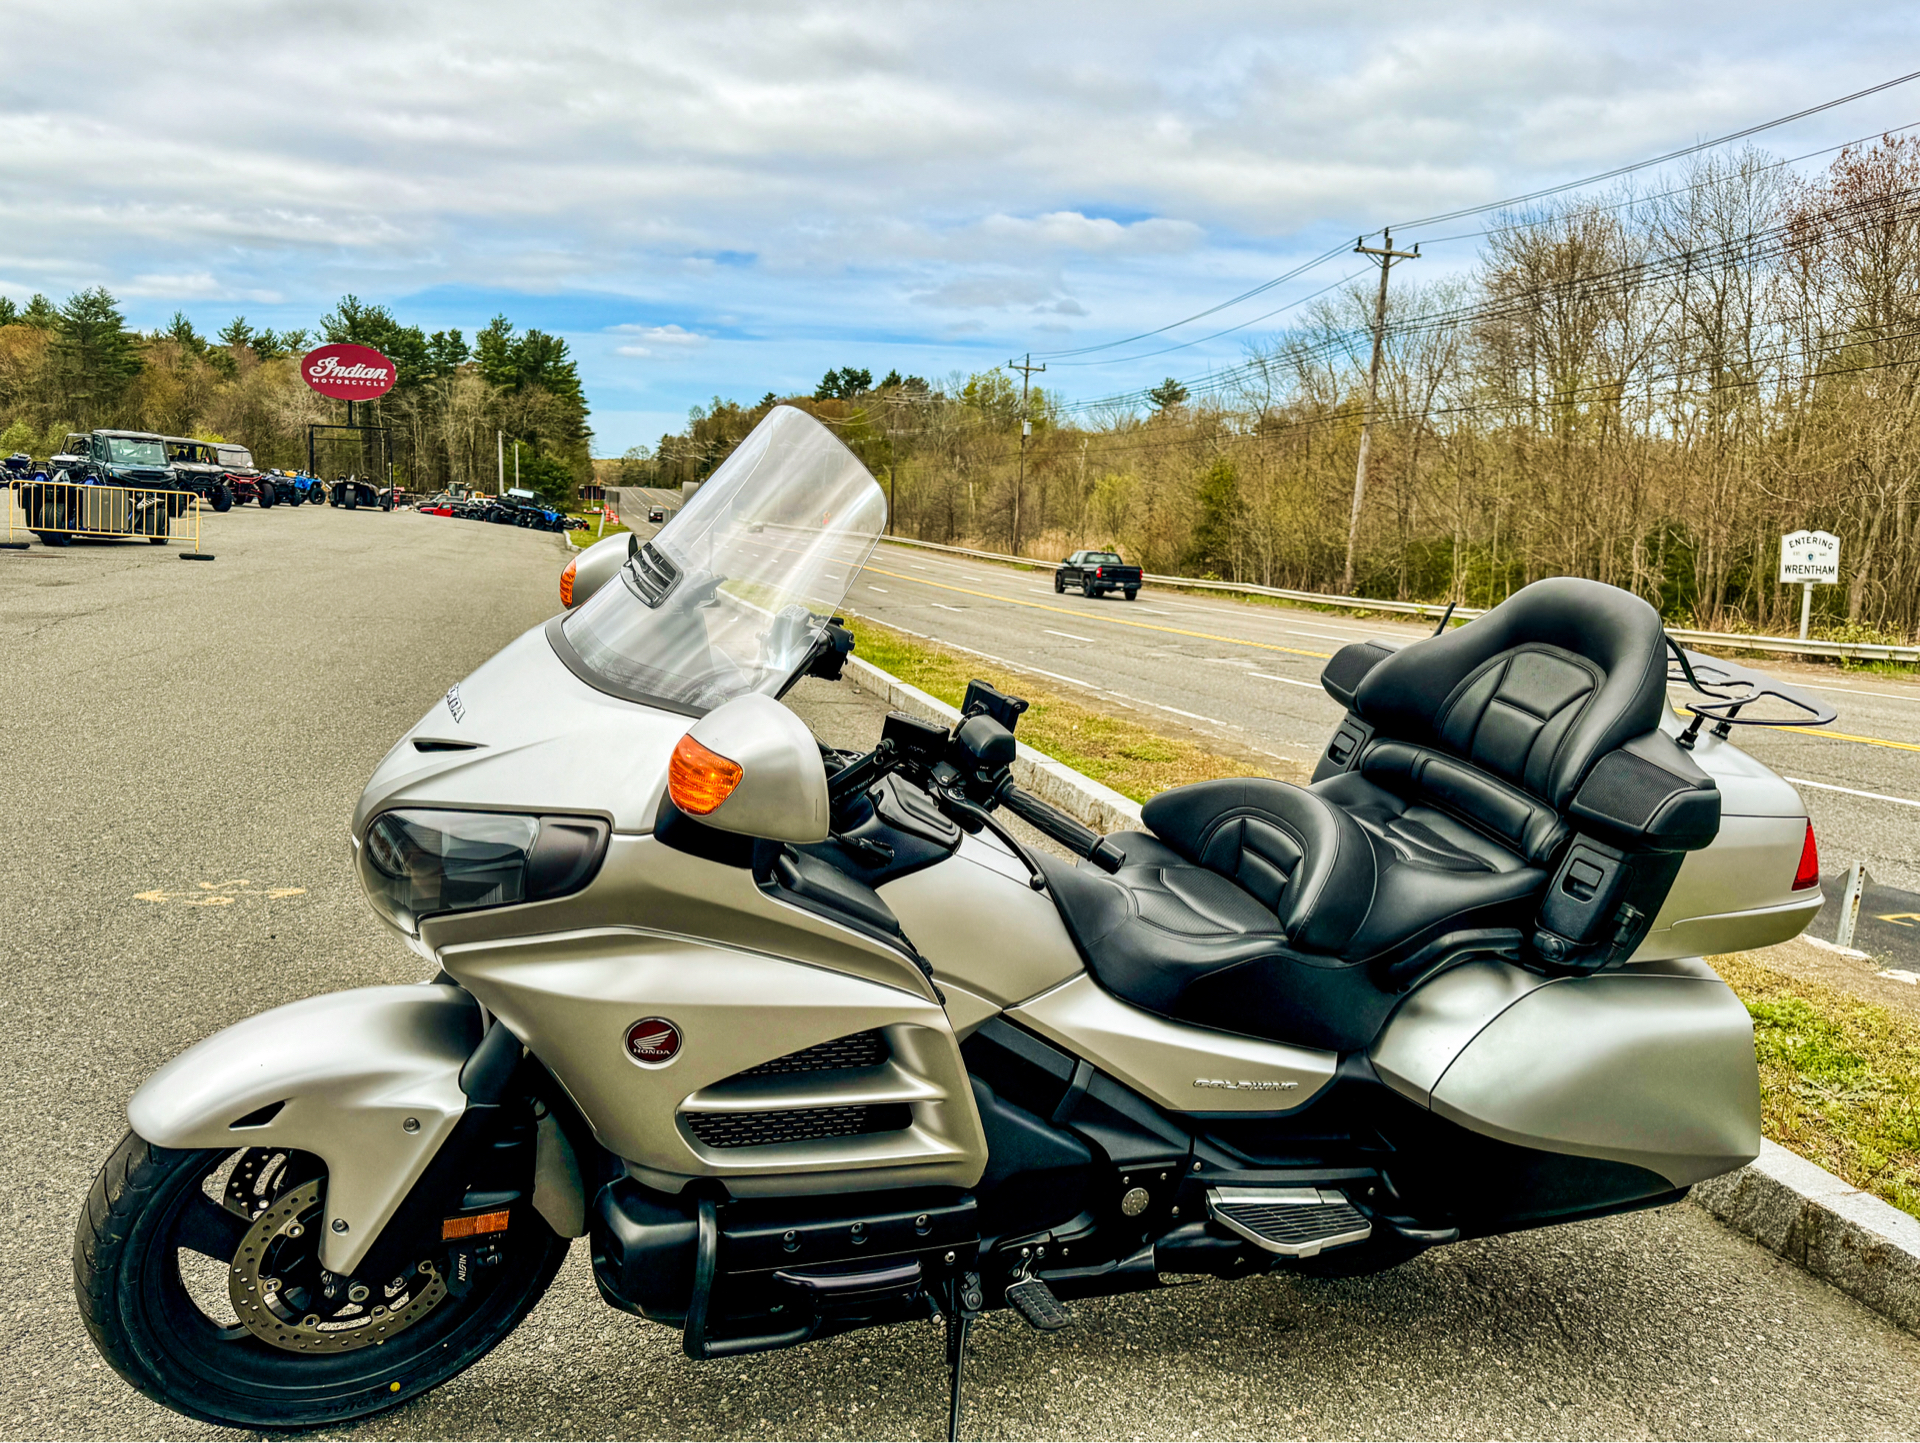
left=1352, top=578, right=1669, bottom=811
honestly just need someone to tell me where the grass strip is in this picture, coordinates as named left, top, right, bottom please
left=842, top=616, right=1295, bottom=803
left=1712, top=952, right=1920, bottom=1218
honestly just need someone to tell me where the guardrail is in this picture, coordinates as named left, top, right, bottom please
left=6, top=479, right=206, bottom=556
left=873, top=534, right=1920, bottom=665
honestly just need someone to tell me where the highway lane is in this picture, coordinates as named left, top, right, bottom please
left=4, top=514, right=1919, bottom=1439
left=852, top=541, right=1920, bottom=901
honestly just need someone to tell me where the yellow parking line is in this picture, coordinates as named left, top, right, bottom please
left=860, top=565, right=1334, bottom=661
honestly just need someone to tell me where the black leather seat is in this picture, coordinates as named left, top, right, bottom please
left=1039, top=578, right=1713, bottom=1054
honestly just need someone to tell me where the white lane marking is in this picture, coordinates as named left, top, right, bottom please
left=1154, top=702, right=1222, bottom=723
left=1785, top=777, right=1920, bottom=809
left=1788, top=680, right=1920, bottom=702
left=1202, top=657, right=1256, bottom=667
left=867, top=586, right=889, bottom=593
left=1026, top=664, right=1098, bottom=688
left=1251, top=671, right=1326, bottom=690
left=1131, top=607, right=1172, bottom=615
left=932, top=603, right=965, bottom=612
left=1043, top=629, right=1097, bottom=643
left=910, top=564, right=930, bottom=570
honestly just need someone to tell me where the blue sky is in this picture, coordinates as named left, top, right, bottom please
left=4, top=1, right=1918, bottom=453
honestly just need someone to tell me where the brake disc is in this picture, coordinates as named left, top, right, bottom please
left=227, top=1178, right=447, bottom=1353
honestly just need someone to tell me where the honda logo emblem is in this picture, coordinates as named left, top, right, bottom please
left=625, top=1017, right=681, bottom=1064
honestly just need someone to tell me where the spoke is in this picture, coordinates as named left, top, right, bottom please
left=175, top=1192, right=251, bottom=1262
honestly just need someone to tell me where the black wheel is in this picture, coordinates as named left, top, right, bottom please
left=149, top=536, right=168, bottom=545
left=1081, top=578, right=1096, bottom=598
left=74, top=1132, right=566, bottom=1431
left=1054, top=576, right=1064, bottom=593
left=213, top=484, right=233, bottom=513
left=36, top=530, right=70, bottom=547
left=343, top=488, right=358, bottom=510
left=259, top=486, right=274, bottom=509
left=1124, top=589, right=1139, bottom=601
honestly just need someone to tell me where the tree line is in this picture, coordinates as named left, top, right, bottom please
left=0, top=291, right=591, bottom=503
left=627, top=135, right=1920, bottom=642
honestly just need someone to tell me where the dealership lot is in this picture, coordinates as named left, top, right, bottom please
left=2, top=510, right=1918, bottom=1440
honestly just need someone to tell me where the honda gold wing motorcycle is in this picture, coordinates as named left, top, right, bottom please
left=76, top=406, right=1833, bottom=1437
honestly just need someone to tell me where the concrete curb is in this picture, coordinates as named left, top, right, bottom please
left=1692, top=1140, right=1920, bottom=1335
left=843, top=649, right=1920, bottom=1338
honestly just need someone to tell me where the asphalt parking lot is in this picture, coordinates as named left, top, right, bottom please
left=2, top=508, right=1919, bottom=1440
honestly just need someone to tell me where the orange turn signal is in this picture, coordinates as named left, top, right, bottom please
left=560, top=557, right=577, bottom=607
left=669, top=733, right=743, bottom=815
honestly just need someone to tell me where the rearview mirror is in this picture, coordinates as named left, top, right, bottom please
left=669, top=693, right=828, bottom=843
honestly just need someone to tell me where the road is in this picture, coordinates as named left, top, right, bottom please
left=3, top=510, right=1919, bottom=1440
left=849, top=539, right=1920, bottom=954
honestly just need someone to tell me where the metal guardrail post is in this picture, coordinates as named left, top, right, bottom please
left=1833, top=861, right=1869, bottom=950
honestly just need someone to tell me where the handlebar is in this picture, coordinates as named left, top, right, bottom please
left=997, top=782, right=1125, bottom=873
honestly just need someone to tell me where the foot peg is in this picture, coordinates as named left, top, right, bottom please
left=1005, top=1275, right=1072, bottom=1331
left=1206, top=1187, right=1371, bottom=1258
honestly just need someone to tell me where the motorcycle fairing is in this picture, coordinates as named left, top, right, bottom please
left=127, top=984, right=481, bottom=1274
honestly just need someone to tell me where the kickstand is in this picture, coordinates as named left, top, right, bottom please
left=942, top=1270, right=982, bottom=1442
left=944, top=1310, right=971, bottom=1442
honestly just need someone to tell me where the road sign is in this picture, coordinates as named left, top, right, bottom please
left=1779, top=529, right=1840, bottom=584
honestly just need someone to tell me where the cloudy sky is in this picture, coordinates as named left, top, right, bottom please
left=4, top=1, right=1917, bottom=451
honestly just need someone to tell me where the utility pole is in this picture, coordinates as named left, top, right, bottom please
left=1343, top=228, right=1419, bottom=594
left=496, top=430, right=504, bottom=495
left=1008, top=353, right=1046, bottom=555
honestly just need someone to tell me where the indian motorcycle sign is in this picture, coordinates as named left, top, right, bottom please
left=300, top=342, right=397, bottom=400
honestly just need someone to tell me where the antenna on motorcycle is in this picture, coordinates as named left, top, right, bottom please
left=1431, top=601, right=1457, bottom=637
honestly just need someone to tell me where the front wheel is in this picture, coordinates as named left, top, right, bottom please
left=74, top=1132, right=566, bottom=1431
left=343, top=489, right=358, bottom=510
left=213, top=484, right=233, bottom=513
left=1053, top=575, right=1064, bottom=593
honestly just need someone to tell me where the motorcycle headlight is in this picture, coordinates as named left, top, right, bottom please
left=359, top=809, right=609, bottom=935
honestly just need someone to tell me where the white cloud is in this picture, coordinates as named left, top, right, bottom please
left=0, top=0, right=1911, bottom=450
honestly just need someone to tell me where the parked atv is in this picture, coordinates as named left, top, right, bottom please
left=215, top=444, right=274, bottom=507
left=328, top=475, right=394, bottom=511
left=162, top=438, right=234, bottom=513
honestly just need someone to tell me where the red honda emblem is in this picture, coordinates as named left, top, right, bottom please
left=625, top=1017, right=681, bottom=1064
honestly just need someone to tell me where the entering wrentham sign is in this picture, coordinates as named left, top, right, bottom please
left=300, top=342, right=397, bottom=400
left=1779, top=529, right=1841, bottom=584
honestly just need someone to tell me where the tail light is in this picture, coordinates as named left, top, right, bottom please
left=1792, top=820, right=1820, bottom=891
left=669, top=733, right=743, bottom=815
left=1095, top=567, right=1105, bottom=577
left=560, top=557, right=577, bottom=607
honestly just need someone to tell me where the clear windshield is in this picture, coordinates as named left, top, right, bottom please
left=108, top=438, right=166, bottom=467
left=560, top=406, right=886, bottom=712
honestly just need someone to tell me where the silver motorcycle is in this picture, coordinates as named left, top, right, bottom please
left=75, top=406, right=1833, bottom=1436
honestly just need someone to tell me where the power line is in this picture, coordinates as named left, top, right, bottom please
left=1036, top=70, right=1920, bottom=382
left=1389, top=68, right=1920, bottom=233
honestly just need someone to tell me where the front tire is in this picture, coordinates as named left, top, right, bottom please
left=74, top=1131, right=566, bottom=1431
left=344, top=488, right=358, bottom=510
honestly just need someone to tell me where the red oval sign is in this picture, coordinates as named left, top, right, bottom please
left=301, top=342, right=397, bottom=399
left=625, top=1017, right=682, bottom=1064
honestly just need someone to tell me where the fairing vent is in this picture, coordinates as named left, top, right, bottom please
left=682, top=1103, right=911, bottom=1150
left=627, top=542, right=680, bottom=607
left=736, top=1029, right=889, bottom=1078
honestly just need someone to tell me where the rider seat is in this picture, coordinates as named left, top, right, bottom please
left=1036, top=578, right=1721, bottom=1054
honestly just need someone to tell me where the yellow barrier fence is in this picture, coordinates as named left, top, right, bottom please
left=5, top=479, right=208, bottom=556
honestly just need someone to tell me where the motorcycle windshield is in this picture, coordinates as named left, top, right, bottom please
left=559, top=406, right=886, bottom=713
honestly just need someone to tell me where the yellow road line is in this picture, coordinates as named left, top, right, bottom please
left=1808, top=727, right=1920, bottom=754
left=860, top=565, right=1335, bottom=661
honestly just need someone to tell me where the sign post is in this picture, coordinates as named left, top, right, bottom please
left=1779, top=529, right=1841, bottom=640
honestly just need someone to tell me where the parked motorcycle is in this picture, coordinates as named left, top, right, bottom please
left=75, top=406, right=1832, bottom=1436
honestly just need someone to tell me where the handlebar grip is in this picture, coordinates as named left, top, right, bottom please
left=998, top=784, right=1125, bottom=874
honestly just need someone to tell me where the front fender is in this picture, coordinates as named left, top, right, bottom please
left=127, top=984, right=482, bottom=1274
